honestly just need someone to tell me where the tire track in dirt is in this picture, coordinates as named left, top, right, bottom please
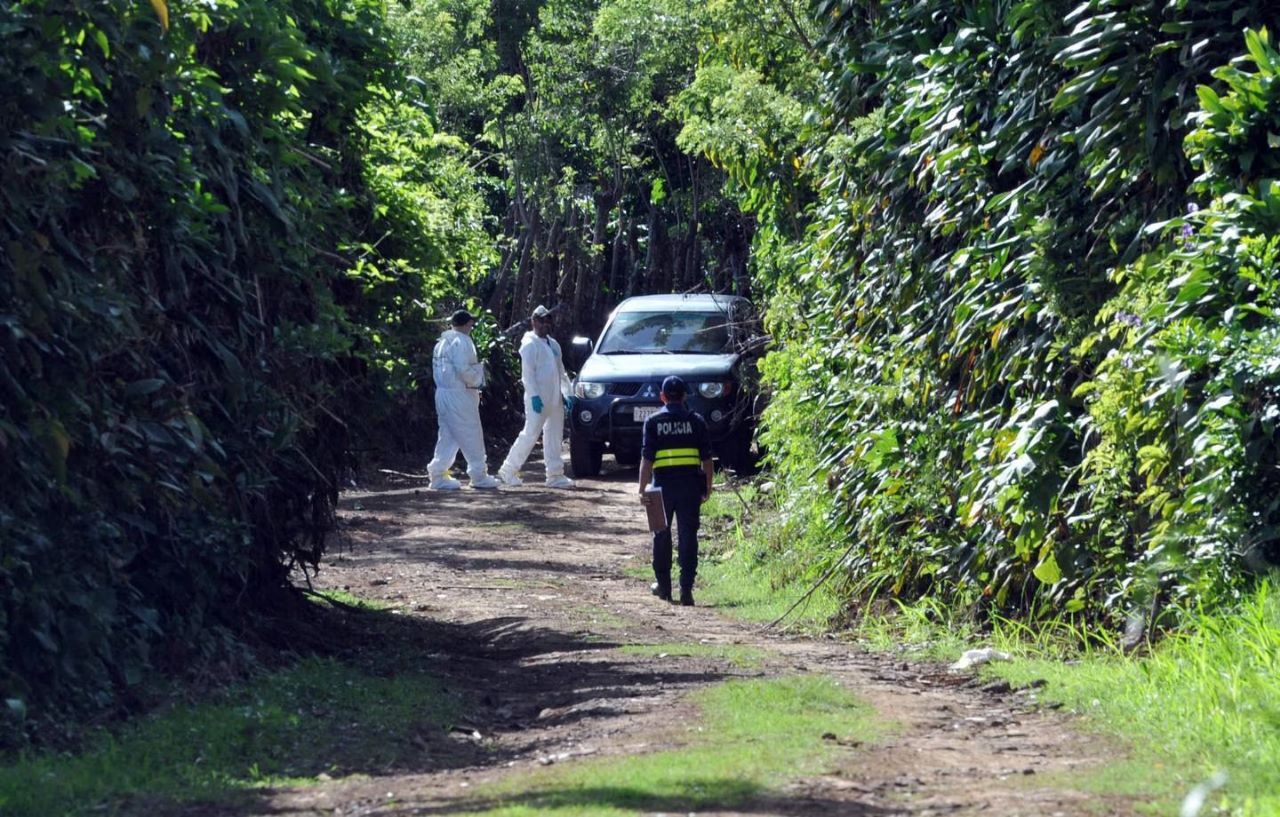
left=259, top=461, right=1136, bottom=817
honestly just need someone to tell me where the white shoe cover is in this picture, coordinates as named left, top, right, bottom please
left=471, top=475, right=500, bottom=489
left=545, top=475, right=575, bottom=489
left=497, top=470, right=523, bottom=487
left=430, top=477, right=462, bottom=491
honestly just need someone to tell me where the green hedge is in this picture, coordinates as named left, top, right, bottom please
left=0, top=0, right=395, bottom=745
left=753, top=3, right=1280, bottom=628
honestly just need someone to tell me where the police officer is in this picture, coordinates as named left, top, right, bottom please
left=638, top=375, right=714, bottom=606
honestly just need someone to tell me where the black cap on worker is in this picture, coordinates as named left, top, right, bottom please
left=450, top=309, right=475, bottom=327
left=661, top=375, right=687, bottom=398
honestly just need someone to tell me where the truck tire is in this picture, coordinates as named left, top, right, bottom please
left=570, top=431, right=603, bottom=478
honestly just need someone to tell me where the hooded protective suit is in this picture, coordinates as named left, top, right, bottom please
left=498, top=330, right=569, bottom=481
left=427, top=328, right=492, bottom=484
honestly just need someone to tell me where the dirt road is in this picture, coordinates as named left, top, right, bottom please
left=265, top=459, right=1134, bottom=817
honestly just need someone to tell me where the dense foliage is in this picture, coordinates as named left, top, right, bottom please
left=746, top=2, right=1280, bottom=631
left=0, top=0, right=824, bottom=744
left=476, top=0, right=758, bottom=338
left=0, top=0, right=487, bottom=744
left=6, top=0, right=1279, bottom=749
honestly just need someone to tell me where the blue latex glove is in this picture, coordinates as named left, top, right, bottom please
left=531, top=395, right=544, bottom=414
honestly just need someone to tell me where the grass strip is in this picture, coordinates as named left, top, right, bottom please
left=0, top=656, right=457, bottom=816
left=617, top=642, right=768, bottom=668
left=454, top=675, right=877, bottom=816
left=810, top=578, right=1280, bottom=815
left=989, top=582, right=1280, bottom=817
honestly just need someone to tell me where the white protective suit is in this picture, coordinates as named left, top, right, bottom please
left=427, top=328, right=491, bottom=483
left=499, top=330, right=570, bottom=480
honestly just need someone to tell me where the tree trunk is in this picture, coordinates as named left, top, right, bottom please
left=556, top=203, right=580, bottom=317
left=609, top=220, right=625, bottom=298
left=646, top=209, right=670, bottom=295
left=532, top=210, right=563, bottom=311
left=685, top=156, right=702, bottom=291
left=625, top=215, right=642, bottom=298
left=511, top=207, right=541, bottom=326
left=586, top=196, right=607, bottom=316
left=484, top=204, right=522, bottom=318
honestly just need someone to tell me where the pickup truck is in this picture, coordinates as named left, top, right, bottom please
left=566, top=293, right=764, bottom=477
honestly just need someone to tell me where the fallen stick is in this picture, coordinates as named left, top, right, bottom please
left=378, top=468, right=430, bottom=479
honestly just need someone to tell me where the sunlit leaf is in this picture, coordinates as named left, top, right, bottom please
left=1033, top=552, right=1062, bottom=585
left=148, top=0, right=169, bottom=32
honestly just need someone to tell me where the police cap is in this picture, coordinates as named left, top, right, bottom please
left=661, top=375, right=687, bottom=398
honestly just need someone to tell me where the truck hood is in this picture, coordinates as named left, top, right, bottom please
left=577, top=353, right=737, bottom=382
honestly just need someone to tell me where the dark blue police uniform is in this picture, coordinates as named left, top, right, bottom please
left=641, top=400, right=711, bottom=600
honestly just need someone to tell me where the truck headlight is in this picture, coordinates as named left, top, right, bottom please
left=574, top=381, right=607, bottom=399
left=697, top=382, right=726, bottom=399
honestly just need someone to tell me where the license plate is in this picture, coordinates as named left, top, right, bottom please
left=633, top=406, right=659, bottom=422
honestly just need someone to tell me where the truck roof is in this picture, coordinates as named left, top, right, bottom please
left=613, top=293, right=751, bottom=313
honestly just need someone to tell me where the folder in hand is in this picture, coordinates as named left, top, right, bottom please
left=643, top=486, right=667, bottom=533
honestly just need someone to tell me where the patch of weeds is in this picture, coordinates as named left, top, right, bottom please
left=851, top=598, right=975, bottom=662
left=707, top=479, right=757, bottom=520
left=1016, top=755, right=1184, bottom=816
left=482, top=577, right=526, bottom=590
left=620, top=562, right=651, bottom=583
left=696, top=486, right=839, bottom=631
left=309, top=588, right=389, bottom=611
left=0, top=655, right=457, bottom=816
left=456, top=675, right=880, bottom=816
left=569, top=604, right=630, bottom=631
left=618, top=643, right=769, bottom=668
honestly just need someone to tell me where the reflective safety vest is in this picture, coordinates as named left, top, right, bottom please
left=642, top=405, right=711, bottom=477
left=653, top=447, right=702, bottom=469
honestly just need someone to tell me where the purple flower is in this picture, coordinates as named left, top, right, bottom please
left=1115, top=311, right=1143, bottom=328
left=1180, top=204, right=1199, bottom=241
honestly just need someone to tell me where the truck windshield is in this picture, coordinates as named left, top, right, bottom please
left=598, top=311, right=730, bottom=354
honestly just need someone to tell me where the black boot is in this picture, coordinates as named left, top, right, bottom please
left=650, top=581, right=672, bottom=602
left=679, top=588, right=694, bottom=607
